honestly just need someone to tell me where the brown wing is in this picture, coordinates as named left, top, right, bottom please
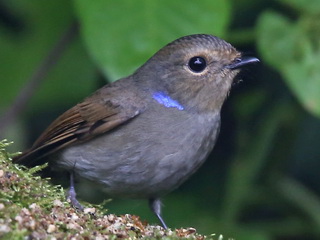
left=13, top=87, right=143, bottom=166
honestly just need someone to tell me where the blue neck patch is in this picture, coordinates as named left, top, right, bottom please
left=152, top=91, right=184, bottom=110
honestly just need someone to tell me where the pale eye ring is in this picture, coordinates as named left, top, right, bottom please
left=188, top=56, right=207, bottom=73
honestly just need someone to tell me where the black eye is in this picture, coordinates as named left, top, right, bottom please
left=188, top=56, right=207, bottom=73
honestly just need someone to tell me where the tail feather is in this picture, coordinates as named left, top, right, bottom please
left=13, top=149, right=44, bottom=167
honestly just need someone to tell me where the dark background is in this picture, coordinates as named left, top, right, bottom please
left=1, top=1, right=320, bottom=239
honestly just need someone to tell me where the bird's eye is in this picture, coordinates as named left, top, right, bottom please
left=188, top=56, right=207, bottom=73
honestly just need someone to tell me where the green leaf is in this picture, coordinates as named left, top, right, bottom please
left=277, top=177, right=320, bottom=227
left=73, top=0, right=231, bottom=81
left=257, top=11, right=320, bottom=117
left=256, top=12, right=304, bottom=69
left=283, top=46, right=320, bottom=115
left=279, top=0, right=320, bottom=15
left=0, top=1, right=96, bottom=111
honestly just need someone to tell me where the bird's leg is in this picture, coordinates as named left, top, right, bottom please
left=67, top=171, right=84, bottom=211
left=149, top=198, right=168, bottom=229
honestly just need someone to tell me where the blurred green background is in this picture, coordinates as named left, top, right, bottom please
left=1, top=0, right=320, bottom=239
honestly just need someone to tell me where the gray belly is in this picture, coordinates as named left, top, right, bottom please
left=57, top=106, right=220, bottom=198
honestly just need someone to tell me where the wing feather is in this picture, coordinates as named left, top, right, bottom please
left=13, top=85, right=144, bottom=166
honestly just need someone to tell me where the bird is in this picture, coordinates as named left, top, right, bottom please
left=13, top=34, right=259, bottom=229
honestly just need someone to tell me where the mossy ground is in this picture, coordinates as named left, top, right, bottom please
left=0, top=140, right=226, bottom=239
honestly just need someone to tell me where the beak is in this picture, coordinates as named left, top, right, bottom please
left=226, top=56, right=260, bottom=69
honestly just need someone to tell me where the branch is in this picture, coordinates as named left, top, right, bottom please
left=0, top=21, right=78, bottom=135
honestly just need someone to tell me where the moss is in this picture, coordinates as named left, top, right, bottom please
left=0, top=140, right=225, bottom=239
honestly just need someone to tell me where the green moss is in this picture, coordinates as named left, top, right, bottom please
left=0, top=140, right=225, bottom=239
